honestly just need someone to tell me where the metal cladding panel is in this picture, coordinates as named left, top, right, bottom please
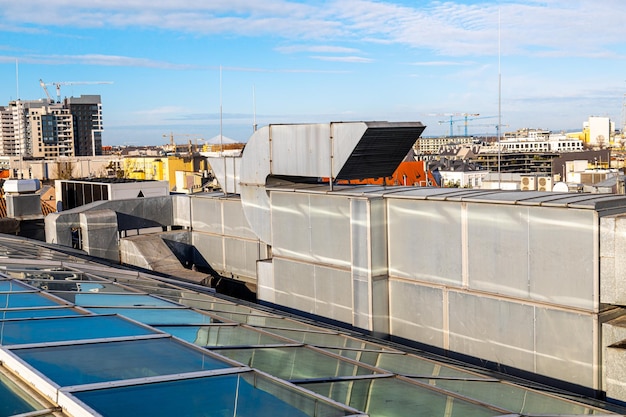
left=273, top=257, right=316, bottom=314
left=272, top=258, right=353, bottom=324
left=310, top=194, right=351, bottom=266
left=271, top=192, right=309, bottom=259
left=388, top=279, right=445, bottom=349
left=269, top=123, right=333, bottom=177
left=370, top=198, right=388, bottom=277
left=313, top=263, right=354, bottom=324
left=467, top=204, right=530, bottom=299
left=335, top=122, right=425, bottom=180
left=172, top=195, right=191, bottom=228
left=601, top=214, right=626, bottom=306
left=256, top=260, right=275, bottom=304
left=239, top=126, right=272, bottom=244
left=191, top=196, right=223, bottom=233
left=240, top=185, right=271, bottom=244
left=224, top=238, right=261, bottom=279
left=222, top=199, right=257, bottom=240
left=448, top=292, right=536, bottom=373
left=271, top=192, right=351, bottom=267
left=207, top=156, right=240, bottom=195
left=192, top=232, right=224, bottom=271
left=387, top=199, right=462, bottom=285
left=528, top=206, right=596, bottom=311
left=534, top=307, right=596, bottom=389
left=351, top=198, right=371, bottom=330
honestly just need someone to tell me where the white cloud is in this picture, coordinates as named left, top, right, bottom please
left=1, top=1, right=624, bottom=60
left=411, top=61, right=475, bottom=66
left=276, top=45, right=362, bottom=54
left=310, top=55, right=373, bottom=63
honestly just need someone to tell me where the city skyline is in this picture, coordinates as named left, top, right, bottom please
left=0, top=0, right=624, bottom=146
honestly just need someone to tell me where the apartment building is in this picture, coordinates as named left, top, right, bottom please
left=65, top=95, right=103, bottom=156
left=0, top=95, right=102, bottom=158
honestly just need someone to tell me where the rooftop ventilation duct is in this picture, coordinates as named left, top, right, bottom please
left=211, top=121, right=425, bottom=244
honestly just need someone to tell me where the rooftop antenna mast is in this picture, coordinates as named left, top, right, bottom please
left=253, top=85, right=257, bottom=132
left=497, top=7, right=502, bottom=188
left=15, top=59, right=19, bottom=100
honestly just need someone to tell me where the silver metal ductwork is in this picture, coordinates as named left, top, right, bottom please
left=210, top=121, right=425, bottom=244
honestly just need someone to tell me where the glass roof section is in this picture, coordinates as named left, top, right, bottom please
left=0, top=234, right=621, bottom=417
left=216, top=346, right=383, bottom=382
left=158, top=324, right=290, bottom=347
left=14, top=337, right=234, bottom=387
left=71, top=371, right=361, bottom=417
left=0, top=314, right=157, bottom=346
left=0, top=371, right=47, bottom=416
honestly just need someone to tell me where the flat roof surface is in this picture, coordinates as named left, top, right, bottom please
left=267, top=184, right=626, bottom=212
left=0, top=235, right=623, bottom=417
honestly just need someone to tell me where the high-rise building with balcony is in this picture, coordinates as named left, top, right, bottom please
left=65, top=95, right=103, bottom=156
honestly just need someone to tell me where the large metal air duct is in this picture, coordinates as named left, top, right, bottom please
left=236, top=121, right=425, bottom=244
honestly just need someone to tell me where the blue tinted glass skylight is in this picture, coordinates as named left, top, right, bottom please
left=0, top=308, right=83, bottom=320
left=0, top=374, right=42, bottom=416
left=0, top=293, right=61, bottom=308
left=0, top=315, right=156, bottom=346
left=0, top=280, right=31, bottom=292
left=73, top=293, right=178, bottom=307
left=87, top=307, right=217, bottom=325
left=73, top=372, right=354, bottom=417
left=14, top=338, right=233, bottom=386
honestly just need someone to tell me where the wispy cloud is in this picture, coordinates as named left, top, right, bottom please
left=276, top=45, right=362, bottom=54
left=1, top=1, right=624, bottom=60
left=411, top=61, right=475, bottom=66
left=310, top=55, right=373, bottom=63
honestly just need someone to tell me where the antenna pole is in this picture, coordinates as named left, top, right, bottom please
left=497, top=7, right=502, bottom=188
left=253, top=85, right=257, bottom=132
left=220, top=65, right=226, bottom=195
left=15, top=59, right=19, bottom=99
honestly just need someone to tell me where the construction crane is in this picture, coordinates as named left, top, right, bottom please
left=438, top=114, right=498, bottom=137
left=40, top=80, right=113, bottom=102
left=38, top=79, right=53, bottom=103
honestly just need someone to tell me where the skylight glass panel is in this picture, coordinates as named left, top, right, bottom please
left=86, top=307, right=218, bottom=325
left=0, top=307, right=83, bottom=320
left=0, top=372, right=44, bottom=416
left=0, top=315, right=157, bottom=346
left=0, top=280, right=31, bottom=292
left=14, top=338, right=234, bottom=387
left=266, top=328, right=396, bottom=351
left=0, top=293, right=62, bottom=309
left=414, top=378, right=606, bottom=415
left=302, top=377, right=503, bottom=417
left=215, top=312, right=333, bottom=331
left=72, top=371, right=358, bottom=417
left=70, top=293, right=179, bottom=307
left=157, top=325, right=288, bottom=347
left=216, top=346, right=380, bottom=381
left=324, top=351, right=485, bottom=380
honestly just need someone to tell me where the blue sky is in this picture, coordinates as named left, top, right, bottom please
left=0, top=0, right=625, bottom=146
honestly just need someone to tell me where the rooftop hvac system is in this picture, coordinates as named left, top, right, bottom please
left=229, top=121, right=425, bottom=244
left=520, top=175, right=536, bottom=191
left=537, top=176, right=552, bottom=191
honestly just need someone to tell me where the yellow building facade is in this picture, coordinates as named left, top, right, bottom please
left=123, top=155, right=207, bottom=192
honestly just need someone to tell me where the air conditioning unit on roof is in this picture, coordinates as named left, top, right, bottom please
left=537, top=176, right=552, bottom=191
left=520, top=175, right=536, bottom=191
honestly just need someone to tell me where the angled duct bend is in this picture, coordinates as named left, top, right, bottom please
left=239, top=121, right=426, bottom=244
